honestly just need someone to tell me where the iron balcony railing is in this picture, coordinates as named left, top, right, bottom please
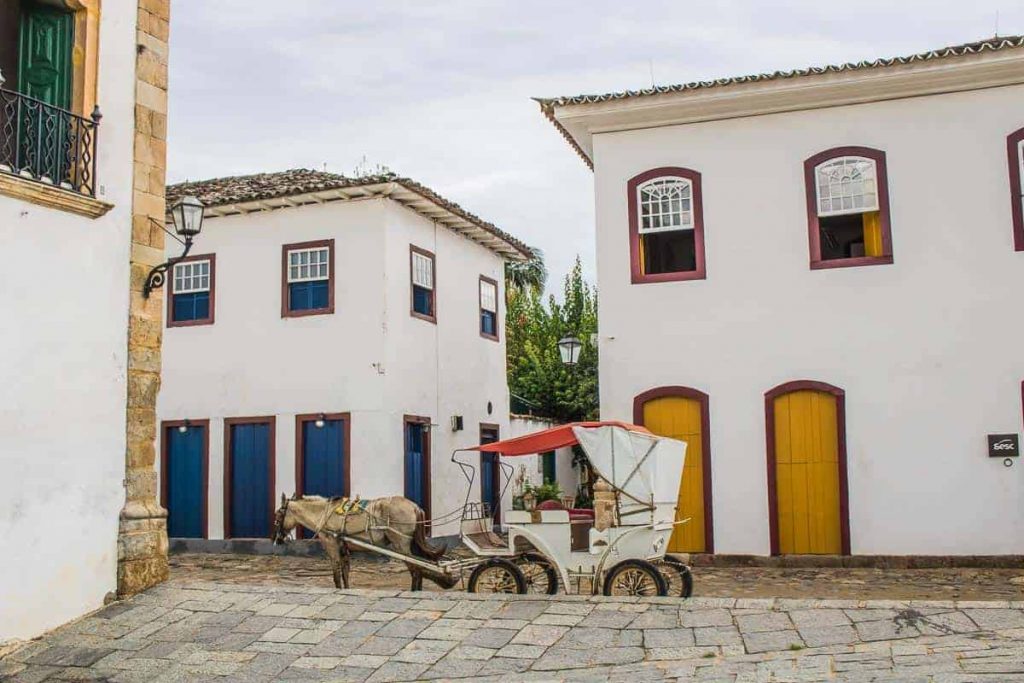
left=0, top=87, right=101, bottom=198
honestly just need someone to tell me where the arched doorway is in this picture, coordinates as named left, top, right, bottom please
left=765, top=381, right=850, bottom=555
left=634, top=387, right=713, bottom=553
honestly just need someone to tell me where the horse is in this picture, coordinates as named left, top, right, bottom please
left=272, top=493, right=456, bottom=591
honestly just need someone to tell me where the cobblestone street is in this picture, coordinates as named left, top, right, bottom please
left=4, top=578, right=1024, bottom=682
left=169, top=552, right=1024, bottom=601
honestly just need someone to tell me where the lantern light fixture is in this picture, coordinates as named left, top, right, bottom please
left=314, top=413, right=326, bottom=429
left=143, top=195, right=206, bottom=298
left=178, top=419, right=191, bottom=434
left=557, top=336, right=583, bottom=367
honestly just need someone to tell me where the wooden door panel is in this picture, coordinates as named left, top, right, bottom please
left=773, top=390, right=841, bottom=554
left=642, top=396, right=706, bottom=553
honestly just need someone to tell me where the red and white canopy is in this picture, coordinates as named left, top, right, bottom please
left=472, top=421, right=686, bottom=510
left=472, top=421, right=652, bottom=456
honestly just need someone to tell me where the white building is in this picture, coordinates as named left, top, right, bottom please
left=158, top=170, right=531, bottom=541
left=540, top=37, right=1024, bottom=556
left=0, top=0, right=171, bottom=643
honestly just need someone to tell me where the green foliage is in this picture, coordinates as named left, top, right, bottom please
left=505, top=247, right=548, bottom=295
left=523, top=480, right=563, bottom=503
left=506, top=256, right=598, bottom=422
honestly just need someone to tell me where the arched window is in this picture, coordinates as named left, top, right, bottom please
left=1007, top=127, right=1024, bottom=251
left=627, top=167, right=705, bottom=283
left=804, top=147, right=892, bottom=269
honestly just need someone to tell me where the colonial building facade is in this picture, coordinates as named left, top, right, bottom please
left=158, top=170, right=530, bottom=541
left=541, top=37, right=1024, bottom=556
left=0, top=0, right=171, bottom=643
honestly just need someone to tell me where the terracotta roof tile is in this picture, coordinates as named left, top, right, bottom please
left=167, top=169, right=531, bottom=260
left=537, top=35, right=1024, bottom=168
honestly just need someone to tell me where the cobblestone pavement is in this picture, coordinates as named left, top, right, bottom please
left=170, top=552, right=1024, bottom=601
left=4, top=580, right=1024, bottom=681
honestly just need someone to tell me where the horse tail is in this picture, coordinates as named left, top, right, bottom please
left=411, top=508, right=447, bottom=561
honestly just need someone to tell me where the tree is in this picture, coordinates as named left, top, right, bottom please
left=506, top=257, right=598, bottom=422
left=505, top=247, right=548, bottom=295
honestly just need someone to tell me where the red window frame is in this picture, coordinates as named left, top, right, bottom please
left=409, top=244, right=437, bottom=324
left=479, top=275, right=499, bottom=341
left=627, top=167, right=706, bottom=284
left=1007, top=127, right=1024, bottom=251
left=804, top=146, right=893, bottom=270
left=166, top=253, right=215, bottom=328
left=281, top=239, right=335, bottom=318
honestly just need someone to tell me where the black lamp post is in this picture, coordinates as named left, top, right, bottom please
left=557, top=336, right=583, bottom=367
left=143, top=195, right=205, bottom=298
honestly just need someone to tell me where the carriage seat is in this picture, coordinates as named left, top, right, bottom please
left=536, top=500, right=594, bottom=551
left=536, top=499, right=595, bottom=523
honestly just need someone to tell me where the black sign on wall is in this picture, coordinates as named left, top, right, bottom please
left=987, top=434, right=1019, bottom=458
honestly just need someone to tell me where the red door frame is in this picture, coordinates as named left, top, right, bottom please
left=480, top=423, right=501, bottom=524
left=764, top=380, right=851, bottom=556
left=403, top=415, right=432, bottom=524
left=633, top=386, right=715, bottom=553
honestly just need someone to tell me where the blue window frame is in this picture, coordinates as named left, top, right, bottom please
left=410, top=246, right=436, bottom=321
left=284, top=242, right=333, bottom=316
left=169, top=256, right=214, bottom=326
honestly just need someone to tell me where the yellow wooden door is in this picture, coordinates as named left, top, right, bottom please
left=642, top=396, right=705, bottom=552
left=773, top=390, right=841, bottom=554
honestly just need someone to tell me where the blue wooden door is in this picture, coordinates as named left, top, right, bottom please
left=165, top=424, right=205, bottom=538
left=301, top=418, right=345, bottom=538
left=228, top=422, right=272, bottom=538
left=404, top=422, right=428, bottom=512
left=480, top=427, right=500, bottom=523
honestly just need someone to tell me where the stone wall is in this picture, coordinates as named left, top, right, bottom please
left=118, top=0, right=171, bottom=597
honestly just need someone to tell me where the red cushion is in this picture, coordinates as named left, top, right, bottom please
left=536, top=499, right=564, bottom=510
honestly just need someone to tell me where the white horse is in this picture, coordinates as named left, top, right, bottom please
left=272, top=493, right=455, bottom=591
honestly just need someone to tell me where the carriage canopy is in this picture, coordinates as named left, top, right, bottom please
left=472, top=421, right=686, bottom=508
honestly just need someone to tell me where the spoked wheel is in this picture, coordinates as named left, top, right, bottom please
left=655, top=556, right=694, bottom=598
left=515, top=552, right=559, bottom=595
left=468, top=558, right=527, bottom=594
left=602, top=559, right=668, bottom=597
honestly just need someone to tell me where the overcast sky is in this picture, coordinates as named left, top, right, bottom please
left=167, top=1, right=1022, bottom=292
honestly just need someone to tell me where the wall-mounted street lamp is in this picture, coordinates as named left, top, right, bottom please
left=557, top=336, right=583, bottom=367
left=314, top=413, right=327, bottom=429
left=177, top=419, right=191, bottom=434
left=143, top=195, right=205, bottom=298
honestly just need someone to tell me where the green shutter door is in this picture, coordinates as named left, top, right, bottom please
left=18, top=3, right=74, bottom=109
left=16, top=3, right=74, bottom=183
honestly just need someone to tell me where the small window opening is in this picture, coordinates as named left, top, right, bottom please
left=815, top=157, right=883, bottom=262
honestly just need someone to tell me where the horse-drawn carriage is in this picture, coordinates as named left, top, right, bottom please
left=273, top=421, right=693, bottom=597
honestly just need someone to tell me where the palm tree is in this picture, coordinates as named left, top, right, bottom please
left=506, top=247, right=548, bottom=295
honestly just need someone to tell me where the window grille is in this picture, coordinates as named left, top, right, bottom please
left=412, top=251, right=434, bottom=289
left=287, top=247, right=330, bottom=282
left=173, top=260, right=211, bottom=294
left=638, top=177, right=692, bottom=233
left=815, top=157, right=879, bottom=216
left=480, top=279, right=497, bottom=313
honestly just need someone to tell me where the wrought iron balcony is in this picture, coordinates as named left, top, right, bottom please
left=0, top=87, right=101, bottom=198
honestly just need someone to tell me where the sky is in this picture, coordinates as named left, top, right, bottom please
left=166, top=1, right=1023, bottom=293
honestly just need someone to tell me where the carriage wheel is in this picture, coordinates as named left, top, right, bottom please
left=655, top=556, right=694, bottom=598
left=515, top=552, right=559, bottom=595
left=468, top=558, right=527, bottom=594
left=602, top=559, right=667, bottom=597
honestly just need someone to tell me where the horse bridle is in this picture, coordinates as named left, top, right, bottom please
left=272, top=497, right=292, bottom=545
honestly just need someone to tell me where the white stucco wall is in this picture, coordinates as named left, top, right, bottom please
left=593, top=84, right=1024, bottom=555
left=157, top=197, right=511, bottom=540
left=0, top=8, right=138, bottom=642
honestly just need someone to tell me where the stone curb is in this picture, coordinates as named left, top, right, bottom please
left=689, top=553, right=1024, bottom=569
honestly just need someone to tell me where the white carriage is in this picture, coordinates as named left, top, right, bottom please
left=453, top=421, right=693, bottom=596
